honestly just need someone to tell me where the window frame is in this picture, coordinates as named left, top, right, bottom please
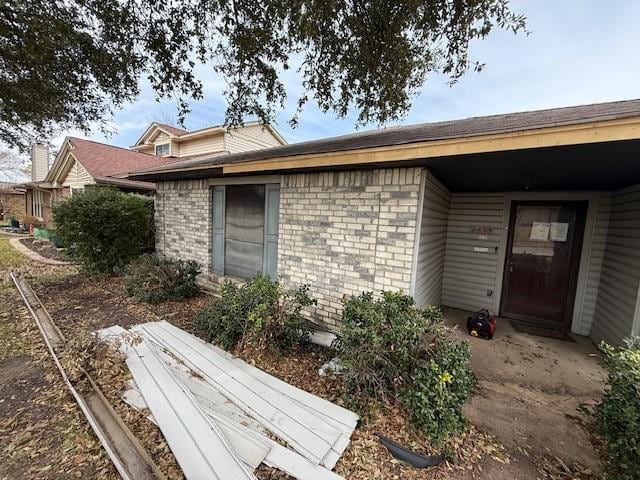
left=154, top=143, right=170, bottom=156
left=211, top=183, right=280, bottom=280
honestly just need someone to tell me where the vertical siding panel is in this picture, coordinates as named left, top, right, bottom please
left=414, top=171, right=451, bottom=307
left=442, top=193, right=505, bottom=312
left=591, top=184, right=640, bottom=345
left=577, top=194, right=611, bottom=334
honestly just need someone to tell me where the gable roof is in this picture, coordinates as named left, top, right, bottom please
left=154, top=123, right=189, bottom=136
left=132, top=120, right=287, bottom=148
left=128, top=98, right=640, bottom=180
left=45, top=137, right=183, bottom=190
left=65, top=137, right=178, bottom=177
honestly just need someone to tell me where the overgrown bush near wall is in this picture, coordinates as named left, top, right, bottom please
left=592, top=337, right=640, bottom=480
left=335, top=291, right=476, bottom=446
left=52, top=188, right=153, bottom=273
left=194, top=276, right=316, bottom=353
left=124, top=254, right=200, bottom=304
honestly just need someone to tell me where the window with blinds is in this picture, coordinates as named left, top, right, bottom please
left=212, top=183, right=280, bottom=280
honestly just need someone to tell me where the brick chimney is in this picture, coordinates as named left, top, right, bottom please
left=31, top=143, right=49, bottom=182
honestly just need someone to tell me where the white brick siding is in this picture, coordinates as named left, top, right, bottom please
left=155, top=167, right=423, bottom=328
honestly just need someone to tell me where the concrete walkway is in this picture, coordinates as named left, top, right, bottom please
left=446, top=307, right=604, bottom=473
left=9, top=237, right=70, bottom=266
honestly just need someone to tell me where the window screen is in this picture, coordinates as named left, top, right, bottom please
left=224, top=185, right=265, bottom=278
left=155, top=143, right=170, bottom=156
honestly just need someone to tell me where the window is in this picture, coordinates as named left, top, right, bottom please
left=212, top=184, right=280, bottom=279
left=155, top=143, right=170, bottom=156
left=70, top=187, right=84, bottom=197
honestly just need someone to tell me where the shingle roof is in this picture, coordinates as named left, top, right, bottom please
left=155, top=123, right=189, bottom=136
left=68, top=137, right=181, bottom=178
left=129, top=98, right=640, bottom=177
left=0, top=182, right=25, bottom=194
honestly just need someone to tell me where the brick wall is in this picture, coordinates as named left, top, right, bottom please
left=155, top=167, right=424, bottom=328
left=278, top=168, right=423, bottom=329
left=155, top=180, right=216, bottom=289
left=0, top=192, right=25, bottom=217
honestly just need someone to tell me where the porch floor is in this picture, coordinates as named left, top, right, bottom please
left=445, top=307, right=604, bottom=474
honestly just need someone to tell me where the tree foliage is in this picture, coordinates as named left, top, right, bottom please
left=1, top=0, right=526, bottom=150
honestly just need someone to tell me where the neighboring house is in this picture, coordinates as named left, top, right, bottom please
left=130, top=121, right=286, bottom=157
left=129, top=99, right=640, bottom=346
left=22, top=122, right=286, bottom=224
left=0, top=182, right=25, bottom=218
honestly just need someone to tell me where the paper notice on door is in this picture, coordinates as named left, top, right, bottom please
left=550, top=222, right=569, bottom=242
left=530, top=222, right=550, bottom=241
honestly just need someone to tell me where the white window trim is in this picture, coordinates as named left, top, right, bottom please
left=155, top=143, right=171, bottom=156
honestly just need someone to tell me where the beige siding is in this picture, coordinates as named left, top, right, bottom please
left=225, top=124, right=283, bottom=153
left=413, top=170, right=451, bottom=307
left=591, top=184, right=640, bottom=344
left=61, top=156, right=94, bottom=189
left=442, top=193, right=505, bottom=312
left=179, top=134, right=225, bottom=157
left=576, top=194, right=611, bottom=335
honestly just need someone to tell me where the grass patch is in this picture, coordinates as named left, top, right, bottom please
left=0, top=234, right=25, bottom=268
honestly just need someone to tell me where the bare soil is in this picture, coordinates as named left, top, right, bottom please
left=0, top=246, right=604, bottom=479
left=19, top=238, right=69, bottom=262
left=447, top=308, right=603, bottom=479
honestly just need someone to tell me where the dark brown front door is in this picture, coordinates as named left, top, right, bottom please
left=500, top=201, right=587, bottom=330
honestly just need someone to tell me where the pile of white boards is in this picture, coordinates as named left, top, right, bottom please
left=97, top=321, right=359, bottom=480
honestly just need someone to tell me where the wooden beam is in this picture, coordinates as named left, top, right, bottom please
left=222, top=117, right=640, bottom=174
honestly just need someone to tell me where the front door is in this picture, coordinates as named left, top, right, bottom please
left=500, top=201, right=587, bottom=330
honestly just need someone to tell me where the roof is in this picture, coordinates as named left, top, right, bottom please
left=0, top=182, right=25, bottom=194
left=155, top=123, right=189, bottom=136
left=132, top=120, right=287, bottom=149
left=128, top=98, right=640, bottom=179
left=65, top=137, right=180, bottom=178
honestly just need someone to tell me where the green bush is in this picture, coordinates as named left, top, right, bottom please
left=194, top=275, right=316, bottom=353
left=124, top=254, right=200, bottom=304
left=52, top=188, right=153, bottom=273
left=402, top=337, right=476, bottom=446
left=592, top=337, right=640, bottom=480
left=335, top=291, right=476, bottom=446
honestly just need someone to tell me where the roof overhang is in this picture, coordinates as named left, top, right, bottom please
left=129, top=116, right=640, bottom=185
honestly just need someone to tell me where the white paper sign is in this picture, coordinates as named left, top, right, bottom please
left=550, top=222, right=569, bottom=242
left=530, top=222, right=550, bottom=241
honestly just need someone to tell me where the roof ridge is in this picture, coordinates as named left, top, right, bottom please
left=69, top=137, right=157, bottom=156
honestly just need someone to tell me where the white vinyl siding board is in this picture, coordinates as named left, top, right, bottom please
left=442, top=193, right=505, bottom=313
left=61, top=156, right=94, bottom=188
left=414, top=171, right=451, bottom=307
left=225, top=125, right=283, bottom=153
left=179, top=134, right=225, bottom=157
left=575, top=194, right=611, bottom=335
left=591, top=184, right=640, bottom=345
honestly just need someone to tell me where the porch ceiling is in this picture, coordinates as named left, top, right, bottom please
left=425, top=139, right=640, bottom=192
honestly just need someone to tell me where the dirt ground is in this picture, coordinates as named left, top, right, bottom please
left=19, top=238, right=69, bottom=262
left=446, top=308, right=603, bottom=479
left=0, top=242, right=604, bottom=479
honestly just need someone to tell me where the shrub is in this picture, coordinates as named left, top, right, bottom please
left=194, top=275, right=316, bottom=353
left=335, top=290, right=476, bottom=446
left=124, top=254, right=201, bottom=304
left=592, top=337, right=640, bottom=480
left=402, top=336, right=476, bottom=446
left=52, top=187, right=153, bottom=273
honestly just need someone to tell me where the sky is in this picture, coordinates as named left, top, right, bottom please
left=4, top=0, right=640, bottom=181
